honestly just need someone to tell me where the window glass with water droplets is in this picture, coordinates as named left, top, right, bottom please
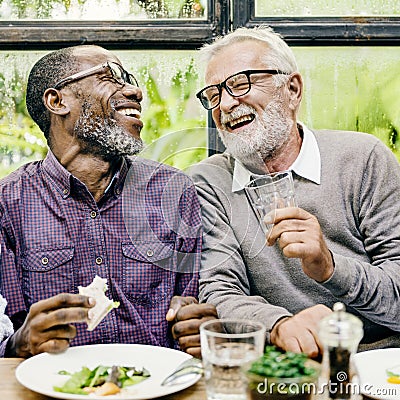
left=0, top=0, right=207, bottom=20
left=295, top=46, right=400, bottom=162
left=256, top=0, right=400, bottom=17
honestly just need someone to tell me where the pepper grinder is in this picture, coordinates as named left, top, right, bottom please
left=318, top=302, right=363, bottom=400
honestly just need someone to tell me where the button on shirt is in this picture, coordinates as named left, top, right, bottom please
left=0, top=151, right=202, bottom=356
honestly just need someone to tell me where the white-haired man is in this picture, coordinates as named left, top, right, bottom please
left=190, top=25, right=400, bottom=357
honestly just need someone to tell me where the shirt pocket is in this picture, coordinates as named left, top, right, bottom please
left=21, top=247, right=75, bottom=306
left=122, top=241, right=175, bottom=308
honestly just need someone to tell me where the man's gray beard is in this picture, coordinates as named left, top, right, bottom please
left=218, top=100, right=293, bottom=171
left=73, top=106, right=144, bottom=159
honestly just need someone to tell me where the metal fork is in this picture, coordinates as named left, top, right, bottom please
left=161, top=357, right=203, bottom=386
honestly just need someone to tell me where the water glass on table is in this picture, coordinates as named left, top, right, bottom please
left=200, top=319, right=266, bottom=400
left=244, top=170, right=296, bottom=237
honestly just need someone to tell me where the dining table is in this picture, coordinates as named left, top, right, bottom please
left=0, top=358, right=206, bottom=400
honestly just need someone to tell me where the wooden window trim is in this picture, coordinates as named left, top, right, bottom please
left=233, top=2, right=400, bottom=46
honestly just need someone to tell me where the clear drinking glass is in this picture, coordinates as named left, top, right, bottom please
left=200, top=319, right=266, bottom=400
left=244, top=170, right=297, bottom=237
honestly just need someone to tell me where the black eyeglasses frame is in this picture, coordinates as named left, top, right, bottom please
left=196, top=69, right=290, bottom=110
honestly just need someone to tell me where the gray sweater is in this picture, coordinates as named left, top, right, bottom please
left=190, top=129, right=400, bottom=347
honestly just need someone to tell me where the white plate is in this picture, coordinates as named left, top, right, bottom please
left=15, top=343, right=201, bottom=399
left=353, top=348, right=400, bottom=400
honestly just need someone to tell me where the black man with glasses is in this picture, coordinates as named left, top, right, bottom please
left=0, top=45, right=217, bottom=358
left=190, top=25, right=400, bottom=358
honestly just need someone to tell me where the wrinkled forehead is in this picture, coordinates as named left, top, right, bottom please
left=73, top=46, right=121, bottom=70
left=205, top=40, right=269, bottom=85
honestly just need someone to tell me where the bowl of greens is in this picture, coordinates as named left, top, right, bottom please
left=246, top=346, right=320, bottom=400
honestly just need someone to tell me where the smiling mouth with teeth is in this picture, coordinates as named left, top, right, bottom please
left=117, top=108, right=141, bottom=119
left=227, top=114, right=255, bottom=130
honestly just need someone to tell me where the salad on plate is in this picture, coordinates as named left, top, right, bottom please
left=54, top=364, right=150, bottom=396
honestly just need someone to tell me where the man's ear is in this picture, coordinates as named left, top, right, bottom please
left=43, top=88, right=70, bottom=116
left=287, top=72, right=303, bottom=111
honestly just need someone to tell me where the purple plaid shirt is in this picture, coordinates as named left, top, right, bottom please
left=0, top=151, right=201, bottom=356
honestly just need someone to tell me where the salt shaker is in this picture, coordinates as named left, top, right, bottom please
left=318, top=302, right=363, bottom=400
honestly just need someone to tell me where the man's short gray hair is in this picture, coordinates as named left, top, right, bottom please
left=198, top=25, right=298, bottom=85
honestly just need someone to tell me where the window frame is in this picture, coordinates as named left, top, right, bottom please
left=0, top=0, right=230, bottom=50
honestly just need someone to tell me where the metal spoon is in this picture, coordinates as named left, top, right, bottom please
left=161, top=358, right=203, bottom=386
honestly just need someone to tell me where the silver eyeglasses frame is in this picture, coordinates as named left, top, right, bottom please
left=53, top=61, right=139, bottom=90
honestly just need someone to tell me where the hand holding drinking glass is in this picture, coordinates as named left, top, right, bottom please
left=244, top=170, right=297, bottom=238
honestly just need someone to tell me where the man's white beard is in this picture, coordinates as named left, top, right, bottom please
left=218, top=100, right=293, bottom=171
left=74, top=103, right=143, bottom=159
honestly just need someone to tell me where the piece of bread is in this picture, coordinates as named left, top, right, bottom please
left=78, top=276, right=120, bottom=331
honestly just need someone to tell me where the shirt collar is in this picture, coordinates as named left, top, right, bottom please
left=42, top=150, right=72, bottom=197
left=232, top=123, right=321, bottom=192
left=42, top=150, right=127, bottom=199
